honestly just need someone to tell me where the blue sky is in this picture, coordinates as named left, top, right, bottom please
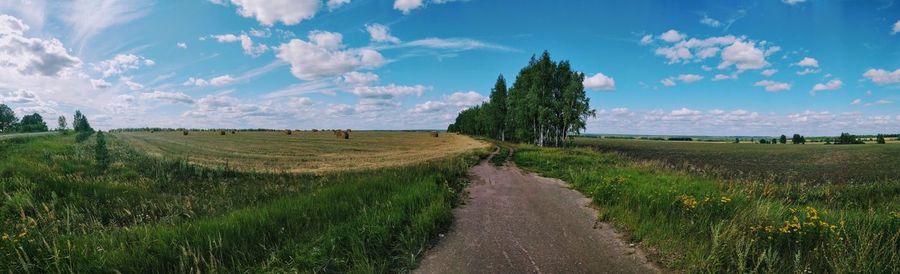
left=0, top=0, right=898, bottom=135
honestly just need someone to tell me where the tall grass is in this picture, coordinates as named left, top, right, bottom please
left=514, top=146, right=899, bottom=273
left=0, top=133, right=488, bottom=272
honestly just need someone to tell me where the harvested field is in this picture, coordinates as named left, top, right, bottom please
left=117, top=131, right=488, bottom=173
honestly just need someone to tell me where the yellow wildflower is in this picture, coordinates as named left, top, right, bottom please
left=1, top=233, right=8, bottom=241
left=720, top=196, right=732, bottom=204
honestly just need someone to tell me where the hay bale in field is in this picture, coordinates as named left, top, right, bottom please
left=336, top=130, right=349, bottom=139
left=286, top=130, right=292, bottom=135
left=231, top=130, right=236, bottom=134
left=430, top=131, right=439, bottom=138
left=183, top=130, right=189, bottom=136
left=312, top=129, right=319, bottom=132
left=220, top=130, right=226, bottom=135
left=346, top=129, right=352, bottom=133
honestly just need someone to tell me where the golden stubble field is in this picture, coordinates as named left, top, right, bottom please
left=116, top=131, right=489, bottom=173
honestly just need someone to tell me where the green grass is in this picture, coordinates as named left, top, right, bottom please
left=573, top=137, right=900, bottom=184
left=0, top=133, right=489, bottom=273
left=514, top=146, right=899, bottom=273
left=490, top=144, right=511, bottom=167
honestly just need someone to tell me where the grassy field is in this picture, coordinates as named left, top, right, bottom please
left=514, top=145, right=899, bottom=273
left=117, top=131, right=485, bottom=173
left=0, top=132, right=489, bottom=272
left=573, top=137, right=900, bottom=184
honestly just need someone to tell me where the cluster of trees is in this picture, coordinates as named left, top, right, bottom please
left=448, top=52, right=595, bottom=147
left=0, top=104, right=93, bottom=135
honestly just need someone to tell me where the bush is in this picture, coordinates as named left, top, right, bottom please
left=75, top=131, right=93, bottom=143
left=95, top=131, right=110, bottom=171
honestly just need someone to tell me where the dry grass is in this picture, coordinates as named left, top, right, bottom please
left=116, top=131, right=487, bottom=173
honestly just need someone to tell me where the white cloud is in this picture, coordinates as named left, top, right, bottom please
left=287, top=97, right=314, bottom=108
left=0, top=16, right=82, bottom=77
left=228, top=0, right=321, bottom=26
left=140, top=91, right=194, bottom=104
left=342, top=71, right=380, bottom=87
left=810, top=79, right=842, bottom=95
left=851, top=99, right=861, bottom=105
left=700, top=16, right=721, bottom=28
left=754, top=80, right=791, bottom=92
left=211, top=34, right=268, bottom=57
left=411, top=91, right=486, bottom=113
left=712, top=74, right=735, bottom=81
left=366, top=23, right=401, bottom=44
left=796, top=57, right=819, bottom=68
left=677, top=74, right=704, bottom=83
left=659, top=29, right=686, bottom=42
left=91, top=78, right=112, bottom=89
left=394, top=0, right=423, bottom=14
left=718, top=40, right=767, bottom=70
left=893, top=20, right=900, bottom=35
left=276, top=30, right=384, bottom=80
left=0, top=89, right=38, bottom=104
left=782, top=0, right=807, bottom=5
left=796, top=68, right=820, bottom=75
left=120, top=76, right=144, bottom=90
left=412, top=100, right=446, bottom=113
left=639, top=34, right=653, bottom=45
left=94, top=54, right=154, bottom=78
left=397, top=38, right=514, bottom=52
left=864, top=99, right=892, bottom=107
left=177, top=42, right=187, bottom=49
left=63, top=0, right=152, bottom=48
left=327, top=0, right=351, bottom=10
left=350, top=84, right=429, bottom=99
left=583, top=72, right=616, bottom=91
left=183, top=75, right=235, bottom=87
left=661, top=77, right=677, bottom=87
left=761, top=69, right=778, bottom=77
left=863, top=68, right=900, bottom=85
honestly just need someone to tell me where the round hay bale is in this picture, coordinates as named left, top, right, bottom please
left=312, top=129, right=319, bottom=132
left=220, top=130, right=226, bottom=135
left=183, top=130, right=189, bottom=136
left=336, top=130, right=350, bottom=139
left=286, top=130, right=292, bottom=135
left=430, top=131, right=439, bottom=138
left=231, top=130, right=236, bottom=134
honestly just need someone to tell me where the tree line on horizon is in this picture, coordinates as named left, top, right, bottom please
left=0, top=103, right=93, bottom=134
left=447, top=52, right=595, bottom=147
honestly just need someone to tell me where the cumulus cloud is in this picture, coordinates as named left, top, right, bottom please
left=894, top=20, right=900, bottom=35
left=754, top=80, right=791, bottom=92
left=140, top=91, right=194, bottom=104
left=366, top=23, right=400, bottom=43
left=639, top=34, right=653, bottom=45
left=661, top=77, right=677, bottom=87
left=810, top=79, right=842, bottom=95
left=183, top=75, right=235, bottom=87
left=718, top=40, right=767, bottom=70
left=0, top=89, right=38, bottom=104
left=394, top=0, right=423, bottom=14
left=227, top=0, right=321, bottom=26
left=797, top=57, right=819, bottom=68
left=327, top=0, right=351, bottom=10
left=851, top=99, right=861, bottom=105
left=276, top=30, right=384, bottom=80
left=659, top=29, right=685, bottom=42
left=583, top=72, right=615, bottom=91
left=712, top=74, right=735, bottom=81
left=177, top=42, right=187, bottom=49
left=863, top=68, right=900, bottom=85
left=212, top=33, right=268, bottom=57
left=94, top=54, right=155, bottom=78
left=91, top=78, right=112, bottom=89
left=341, top=71, right=380, bottom=87
left=410, top=91, right=486, bottom=113
left=700, top=16, right=721, bottom=28
left=677, top=74, right=704, bottom=83
left=0, top=16, right=82, bottom=77
left=761, top=69, right=778, bottom=77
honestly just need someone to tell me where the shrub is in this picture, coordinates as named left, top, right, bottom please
left=876, top=134, right=886, bottom=144
left=94, top=131, right=110, bottom=171
left=75, top=131, right=93, bottom=143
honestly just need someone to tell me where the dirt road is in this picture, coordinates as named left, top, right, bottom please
left=414, top=154, right=660, bottom=274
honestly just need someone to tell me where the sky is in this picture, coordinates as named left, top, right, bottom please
left=0, top=0, right=898, bottom=136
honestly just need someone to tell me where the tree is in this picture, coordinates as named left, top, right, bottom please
left=876, top=134, right=886, bottom=144
left=488, top=74, right=508, bottom=141
left=73, top=110, right=93, bottom=132
left=791, top=134, right=804, bottom=144
left=779, top=135, right=787, bottom=144
left=733, top=137, right=740, bottom=144
left=58, top=115, right=67, bottom=131
left=19, top=113, right=48, bottom=132
left=0, top=104, right=16, bottom=133
left=835, top=132, right=864, bottom=145
left=454, top=52, right=595, bottom=147
left=771, top=138, right=778, bottom=144
left=759, top=139, right=769, bottom=144
left=94, top=131, right=110, bottom=171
